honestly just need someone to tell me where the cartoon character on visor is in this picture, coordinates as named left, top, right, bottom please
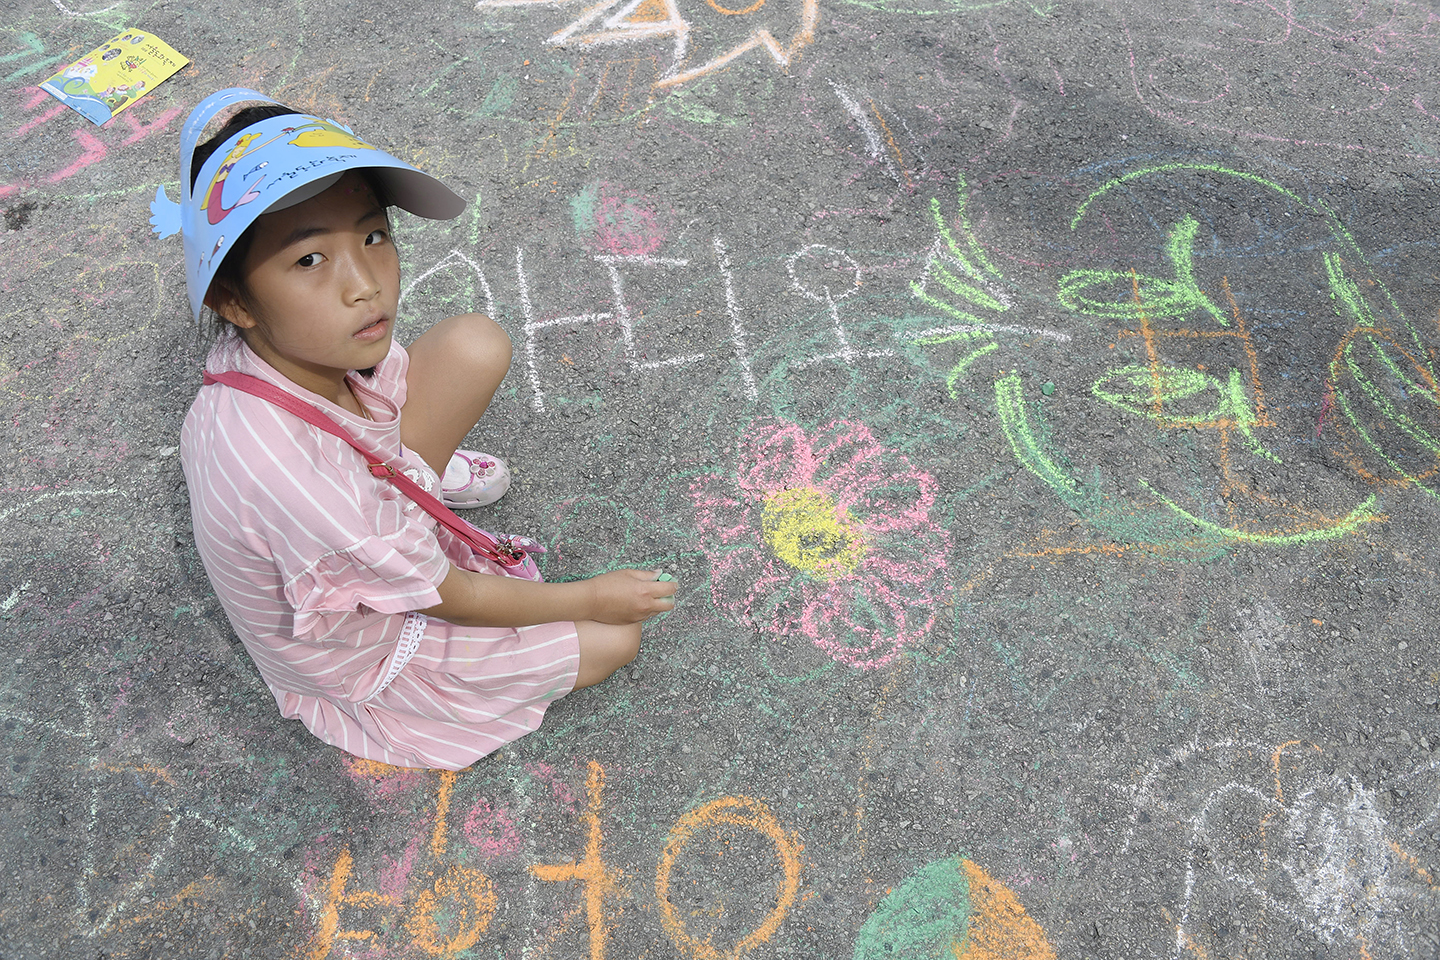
left=149, top=87, right=465, bottom=322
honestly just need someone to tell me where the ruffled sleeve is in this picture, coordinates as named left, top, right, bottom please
left=284, top=531, right=449, bottom=643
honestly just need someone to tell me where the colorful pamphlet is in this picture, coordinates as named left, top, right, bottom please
left=38, top=29, right=189, bottom=126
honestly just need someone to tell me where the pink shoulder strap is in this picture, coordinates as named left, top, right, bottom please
left=202, top=369, right=528, bottom=568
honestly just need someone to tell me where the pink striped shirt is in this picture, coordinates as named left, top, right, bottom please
left=180, top=337, right=578, bottom=770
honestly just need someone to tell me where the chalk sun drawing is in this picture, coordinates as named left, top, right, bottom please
left=474, top=0, right=819, bottom=88
left=690, top=418, right=949, bottom=670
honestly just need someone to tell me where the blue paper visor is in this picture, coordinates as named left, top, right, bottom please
left=150, top=88, right=465, bottom=322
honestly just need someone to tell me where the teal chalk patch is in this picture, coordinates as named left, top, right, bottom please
left=854, top=856, right=972, bottom=960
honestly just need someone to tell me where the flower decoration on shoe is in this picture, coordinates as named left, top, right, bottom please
left=690, top=418, right=950, bottom=670
left=441, top=450, right=512, bottom=509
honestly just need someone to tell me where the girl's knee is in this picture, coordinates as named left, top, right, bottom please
left=573, top=621, right=641, bottom=690
left=616, top=622, right=641, bottom=664
left=434, top=313, right=512, bottom=379
left=456, top=313, right=513, bottom=370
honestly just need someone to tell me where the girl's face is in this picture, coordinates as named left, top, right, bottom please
left=215, top=171, right=399, bottom=399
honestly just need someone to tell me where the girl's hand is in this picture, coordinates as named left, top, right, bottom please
left=585, top=569, right=677, bottom=624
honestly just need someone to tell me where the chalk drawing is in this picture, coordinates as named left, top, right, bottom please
left=788, top=244, right=896, bottom=369
left=474, top=0, right=819, bottom=89
left=297, top=760, right=801, bottom=957
left=1121, top=740, right=1440, bottom=959
left=1231, top=600, right=1294, bottom=694
left=853, top=856, right=1055, bottom=960
left=905, top=176, right=1064, bottom=396
left=1123, top=2, right=1440, bottom=162
left=713, top=235, right=759, bottom=402
left=397, top=247, right=498, bottom=319
left=1078, top=165, right=1434, bottom=525
left=655, top=795, right=803, bottom=960
left=572, top=180, right=668, bottom=255
left=509, top=238, right=755, bottom=412
left=0, top=671, right=276, bottom=953
left=834, top=0, right=1049, bottom=13
left=1328, top=320, right=1440, bottom=500
left=690, top=417, right=949, bottom=669
left=0, top=31, right=69, bottom=83
left=302, top=767, right=498, bottom=959
left=4, top=87, right=181, bottom=191
left=830, top=81, right=906, bottom=190
left=530, top=761, right=624, bottom=960
left=48, top=0, right=123, bottom=17
left=899, top=164, right=1435, bottom=556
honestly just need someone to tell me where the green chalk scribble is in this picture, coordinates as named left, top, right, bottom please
left=1058, top=216, right=1227, bottom=326
left=1142, top=484, right=1383, bottom=544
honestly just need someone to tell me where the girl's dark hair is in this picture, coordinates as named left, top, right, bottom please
left=190, top=103, right=300, bottom=191
left=192, top=104, right=301, bottom=330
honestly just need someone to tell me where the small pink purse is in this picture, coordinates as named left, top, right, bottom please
left=203, top=369, right=542, bottom=580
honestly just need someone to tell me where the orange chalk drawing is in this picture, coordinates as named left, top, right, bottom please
left=655, top=795, right=803, bottom=959
left=431, top=769, right=457, bottom=858
left=474, top=0, right=820, bottom=89
left=306, top=848, right=401, bottom=958
left=300, top=762, right=805, bottom=958
left=955, top=860, right=1056, bottom=960
left=405, top=864, right=498, bottom=956
left=530, top=761, right=625, bottom=960
left=854, top=856, right=1055, bottom=960
left=303, top=768, right=497, bottom=959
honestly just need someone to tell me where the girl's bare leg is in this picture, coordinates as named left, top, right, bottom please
left=400, top=313, right=512, bottom=474
left=572, top=621, right=641, bottom=690
left=403, top=316, right=642, bottom=690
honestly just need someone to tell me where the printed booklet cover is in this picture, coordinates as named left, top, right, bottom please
left=39, top=29, right=189, bottom=126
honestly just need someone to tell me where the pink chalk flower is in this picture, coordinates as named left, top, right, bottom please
left=690, top=418, right=949, bottom=669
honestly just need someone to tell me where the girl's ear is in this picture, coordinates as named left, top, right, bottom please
left=205, top=282, right=259, bottom=330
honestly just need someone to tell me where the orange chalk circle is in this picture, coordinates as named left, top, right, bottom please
left=405, top=864, right=499, bottom=957
left=706, top=0, right=768, bottom=13
left=655, top=796, right=803, bottom=959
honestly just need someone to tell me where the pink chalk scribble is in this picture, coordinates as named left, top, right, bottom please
left=575, top=181, right=667, bottom=256
left=339, top=754, right=431, bottom=800
left=378, top=834, right=424, bottom=901
left=462, top=799, right=522, bottom=858
left=690, top=418, right=950, bottom=670
left=525, top=760, right=582, bottom=811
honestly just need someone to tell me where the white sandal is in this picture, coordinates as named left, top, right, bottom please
left=441, top=450, right=511, bottom=508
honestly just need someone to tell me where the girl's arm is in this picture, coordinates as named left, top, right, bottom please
left=418, top=564, right=676, bottom=628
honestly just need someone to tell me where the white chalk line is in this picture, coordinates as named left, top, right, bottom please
left=399, top=248, right=497, bottom=319
left=0, top=488, right=120, bottom=523
left=713, top=237, right=758, bottom=402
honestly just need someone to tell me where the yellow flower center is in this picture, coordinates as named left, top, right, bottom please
left=761, top=487, right=866, bottom=579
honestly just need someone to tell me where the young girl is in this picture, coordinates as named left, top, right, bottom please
left=163, top=89, right=675, bottom=770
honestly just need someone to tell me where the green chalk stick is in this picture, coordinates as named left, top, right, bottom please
left=656, top=572, right=675, bottom=582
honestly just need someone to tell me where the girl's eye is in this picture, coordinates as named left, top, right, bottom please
left=296, top=252, right=324, bottom=268
left=365, top=229, right=388, bottom=246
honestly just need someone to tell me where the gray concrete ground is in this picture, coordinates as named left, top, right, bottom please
left=3, top=0, right=1439, bottom=957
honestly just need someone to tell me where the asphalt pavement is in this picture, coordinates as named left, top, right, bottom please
left=2, top=0, right=1439, bottom=957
